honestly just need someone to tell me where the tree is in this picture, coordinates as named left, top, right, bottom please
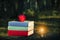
left=17, top=0, right=24, bottom=14
left=37, top=0, right=45, bottom=11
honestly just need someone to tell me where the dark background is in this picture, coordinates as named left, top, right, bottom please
left=0, top=0, right=60, bottom=40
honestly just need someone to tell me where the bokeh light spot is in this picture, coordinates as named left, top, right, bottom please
left=35, top=24, right=49, bottom=37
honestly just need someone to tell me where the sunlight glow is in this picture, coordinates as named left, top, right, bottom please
left=36, top=24, right=49, bottom=37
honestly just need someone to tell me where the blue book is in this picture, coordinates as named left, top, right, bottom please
left=8, top=21, right=28, bottom=27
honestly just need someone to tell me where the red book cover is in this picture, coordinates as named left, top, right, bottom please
left=8, top=30, right=28, bottom=36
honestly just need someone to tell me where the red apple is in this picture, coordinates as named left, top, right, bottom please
left=18, top=14, right=26, bottom=22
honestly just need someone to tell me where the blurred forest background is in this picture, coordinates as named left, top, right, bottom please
left=0, top=0, right=60, bottom=26
left=0, top=0, right=60, bottom=37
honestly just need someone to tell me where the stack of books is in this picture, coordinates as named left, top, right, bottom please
left=8, top=21, right=34, bottom=36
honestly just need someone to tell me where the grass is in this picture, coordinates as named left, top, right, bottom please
left=0, top=27, right=7, bottom=36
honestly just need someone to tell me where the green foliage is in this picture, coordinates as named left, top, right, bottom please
left=24, top=9, right=34, bottom=16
